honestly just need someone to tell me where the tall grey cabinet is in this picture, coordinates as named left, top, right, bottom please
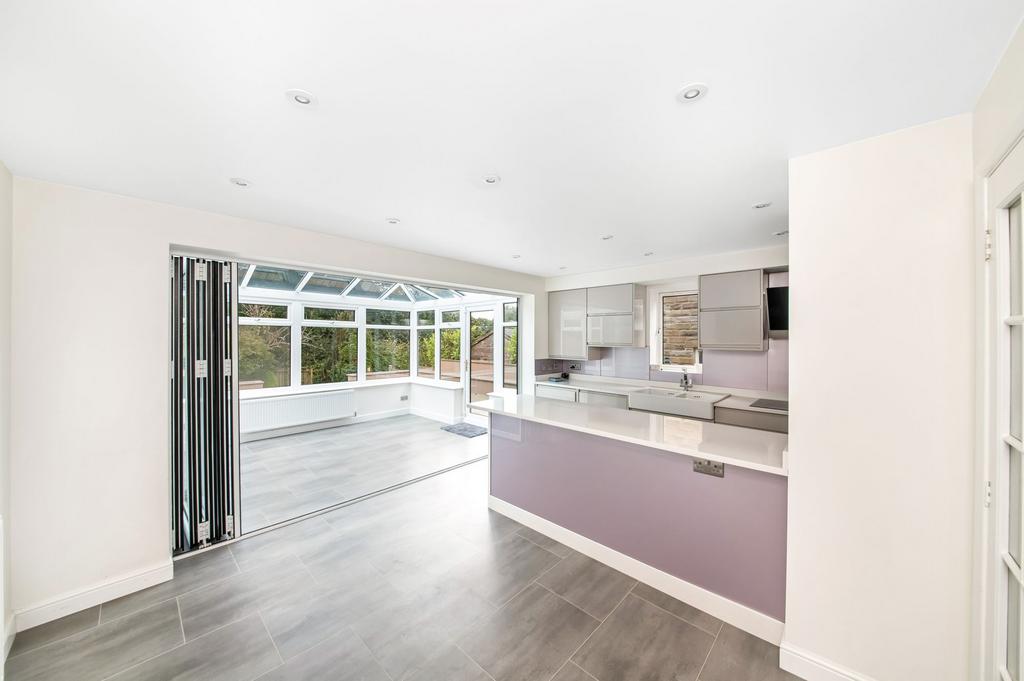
left=698, top=269, right=766, bottom=351
left=548, top=288, right=600, bottom=360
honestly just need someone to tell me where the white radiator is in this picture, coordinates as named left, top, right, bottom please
left=241, top=390, right=356, bottom=433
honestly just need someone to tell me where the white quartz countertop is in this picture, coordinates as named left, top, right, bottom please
left=536, top=376, right=788, bottom=414
left=472, top=395, right=788, bottom=476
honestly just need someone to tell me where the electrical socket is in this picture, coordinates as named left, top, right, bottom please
left=693, top=459, right=724, bottom=477
left=400, top=395, right=409, bottom=401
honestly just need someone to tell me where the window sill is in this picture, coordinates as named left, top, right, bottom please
left=239, top=375, right=465, bottom=399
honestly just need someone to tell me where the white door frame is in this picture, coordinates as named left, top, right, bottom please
left=976, top=130, right=1024, bottom=681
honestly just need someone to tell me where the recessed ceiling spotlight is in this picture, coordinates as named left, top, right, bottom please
left=482, top=175, right=501, bottom=185
left=229, top=177, right=250, bottom=188
left=774, top=230, right=790, bottom=237
left=385, top=217, right=401, bottom=225
left=285, top=89, right=317, bottom=107
left=752, top=202, right=773, bottom=209
left=676, top=83, right=709, bottom=103
left=512, top=254, right=521, bottom=259
left=644, top=251, right=654, bottom=257
left=559, top=266, right=568, bottom=270
left=601, top=235, right=614, bottom=241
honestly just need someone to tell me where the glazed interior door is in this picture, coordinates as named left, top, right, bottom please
left=985, top=134, right=1024, bottom=681
left=467, top=307, right=495, bottom=404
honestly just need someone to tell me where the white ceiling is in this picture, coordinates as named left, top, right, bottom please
left=0, top=1, right=1020, bottom=277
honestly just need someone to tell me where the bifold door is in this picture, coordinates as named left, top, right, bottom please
left=171, top=256, right=239, bottom=554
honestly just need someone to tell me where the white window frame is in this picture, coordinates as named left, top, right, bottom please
left=236, top=284, right=516, bottom=397
left=651, top=288, right=702, bottom=373
left=237, top=299, right=295, bottom=393
left=298, top=303, right=358, bottom=388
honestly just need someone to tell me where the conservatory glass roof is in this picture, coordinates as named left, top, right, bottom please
left=238, top=263, right=490, bottom=303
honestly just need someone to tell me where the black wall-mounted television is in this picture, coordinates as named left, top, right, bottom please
left=767, top=286, right=789, bottom=336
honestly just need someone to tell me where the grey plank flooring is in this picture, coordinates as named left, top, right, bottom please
left=6, top=458, right=797, bottom=681
left=7, top=605, right=99, bottom=658
left=241, top=415, right=486, bottom=531
left=107, top=614, right=281, bottom=681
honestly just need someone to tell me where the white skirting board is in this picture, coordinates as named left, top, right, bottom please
left=4, top=613, right=14, bottom=659
left=408, top=407, right=462, bottom=425
left=241, top=407, right=411, bottom=442
left=779, top=642, right=880, bottom=681
left=13, top=561, right=173, bottom=632
left=488, top=495, right=785, bottom=645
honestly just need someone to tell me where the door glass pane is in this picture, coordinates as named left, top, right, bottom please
left=1009, top=576, right=1021, bottom=681
left=503, top=326, right=518, bottom=390
left=1012, top=449, right=1022, bottom=565
left=1013, top=325, right=1022, bottom=441
left=469, top=310, right=494, bottom=402
left=1011, top=200, right=1021, bottom=317
left=440, top=329, right=460, bottom=382
left=418, top=329, right=436, bottom=379
left=301, top=327, right=357, bottom=384
left=504, top=302, right=518, bottom=322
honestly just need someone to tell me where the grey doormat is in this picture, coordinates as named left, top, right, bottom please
left=441, top=423, right=488, bottom=438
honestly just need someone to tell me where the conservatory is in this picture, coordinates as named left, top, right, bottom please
left=236, top=262, right=519, bottom=533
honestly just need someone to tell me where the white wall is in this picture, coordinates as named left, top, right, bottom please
left=0, top=161, right=13, bottom=654
left=783, top=114, right=974, bottom=681
left=543, top=244, right=788, bottom=290
left=9, top=178, right=545, bottom=625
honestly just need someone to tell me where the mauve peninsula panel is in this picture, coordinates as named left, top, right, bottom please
left=488, top=414, right=787, bottom=620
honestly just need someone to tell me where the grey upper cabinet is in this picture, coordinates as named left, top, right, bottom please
left=698, top=269, right=766, bottom=351
left=699, top=269, right=763, bottom=309
left=586, top=284, right=635, bottom=315
left=548, top=288, right=600, bottom=360
left=586, top=284, right=646, bottom=348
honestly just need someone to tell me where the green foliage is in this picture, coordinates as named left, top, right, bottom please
left=366, top=309, right=410, bottom=325
left=503, top=327, right=518, bottom=365
left=239, top=303, right=287, bottom=319
left=418, top=329, right=436, bottom=369
left=440, top=328, right=460, bottom=360
left=366, top=329, right=410, bottom=374
left=302, top=327, right=357, bottom=384
left=238, top=325, right=290, bottom=387
left=304, top=307, right=354, bottom=322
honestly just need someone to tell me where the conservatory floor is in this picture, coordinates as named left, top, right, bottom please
left=240, top=415, right=486, bottom=533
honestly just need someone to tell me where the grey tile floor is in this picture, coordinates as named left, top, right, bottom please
left=6, top=459, right=800, bottom=681
left=241, top=415, right=487, bottom=532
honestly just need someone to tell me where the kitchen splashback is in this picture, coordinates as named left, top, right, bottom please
left=535, top=340, right=789, bottom=394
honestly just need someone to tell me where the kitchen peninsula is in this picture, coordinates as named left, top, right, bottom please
left=473, top=394, right=789, bottom=643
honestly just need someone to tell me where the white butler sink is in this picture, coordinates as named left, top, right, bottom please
left=627, top=388, right=729, bottom=420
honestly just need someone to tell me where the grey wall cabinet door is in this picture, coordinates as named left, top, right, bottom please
left=699, top=308, right=764, bottom=349
left=698, top=269, right=766, bottom=351
left=587, top=284, right=634, bottom=315
left=587, top=314, right=634, bottom=346
left=699, top=270, right=763, bottom=309
left=548, top=288, right=596, bottom=360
